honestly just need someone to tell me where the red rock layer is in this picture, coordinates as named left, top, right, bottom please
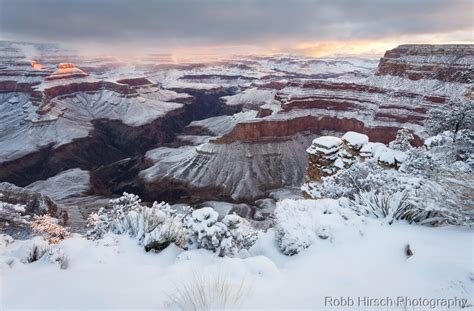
left=215, top=116, right=423, bottom=146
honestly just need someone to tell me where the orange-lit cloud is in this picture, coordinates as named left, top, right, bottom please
left=291, top=30, right=474, bottom=57
left=2, top=0, right=471, bottom=59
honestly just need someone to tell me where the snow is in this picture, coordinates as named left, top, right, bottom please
left=313, top=136, right=344, bottom=149
left=360, top=142, right=387, bottom=158
left=0, top=202, right=26, bottom=213
left=307, top=136, right=343, bottom=155
left=222, top=87, right=276, bottom=107
left=342, top=131, right=369, bottom=148
left=334, top=157, right=345, bottom=169
left=275, top=199, right=362, bottom=255
left=26, top=168, right=90, bottom=201
left=186, top=110, right=258, bottom=136
left=1, top=198, right=472, bottom=310
left=378, top=148, right=407, bottom=165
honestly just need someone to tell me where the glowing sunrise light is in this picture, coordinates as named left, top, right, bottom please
left=30, top=60, right=46, bottom=70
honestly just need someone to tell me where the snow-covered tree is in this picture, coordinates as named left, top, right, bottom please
left=388, top=128, right=414, bottom=151
left=425, top=101, right=473, bottom=140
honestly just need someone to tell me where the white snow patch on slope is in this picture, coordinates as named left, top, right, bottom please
left=26, top=168, right=90, bottom=201
left=186, top=110, right=258, bottom=136
left=222, top=88, right=277, bottom=107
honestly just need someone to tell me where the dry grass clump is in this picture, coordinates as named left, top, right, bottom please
left=165, top=269, right=250, bottom=311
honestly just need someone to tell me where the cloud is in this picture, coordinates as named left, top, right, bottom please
left=0, top=0, right=472, bottom=52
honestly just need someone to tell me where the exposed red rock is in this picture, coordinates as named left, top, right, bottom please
left=215, top=116, right=423, bottom=145
left=46, top=63, right=89, bottom=80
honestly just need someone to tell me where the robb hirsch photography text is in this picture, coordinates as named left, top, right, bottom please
left=324, top=296, right=470, bottom=309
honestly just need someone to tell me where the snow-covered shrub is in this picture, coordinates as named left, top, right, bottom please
left=0, top=234, right=14, bottom=248
left=425, top=101, right=473, bottom=138
left=46, top=247, right=68, bottom=269
left=319, top=160, right=402, bottom=199
left=87, top=193, right=259, bottom=256
left=142, top=202, right=190, bottom=252
left=344, top=188, right=472, bottom=226
left=31, top=215, right=70, bottom=244
left=186, top=208, right=258, bottom=257
left=398, top=148, right=434, bottom=177
left=416, top=172, right=474, bottom=226
left=343, top=190, right=417, bottom=224
left=274, top=199, right=360, bottom=255
left=389, top=128, right=414, bottom=151
left=17, top=238, right=69, bottom=269
left=165, top=269, right=249, bottom=310
left=87, top=193, right=189, bottom=251
left=21, top=238, right=49, bottom=264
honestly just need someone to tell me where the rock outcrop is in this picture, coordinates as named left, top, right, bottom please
left=301, top=131, right=408, bottom=198
left=305, top=136, right=344, bottom=182
left=46, top=63, right=88, bottom=80
left=0, top=182, right=68, bottom=239
left=0, top=182, right=65, bottom=219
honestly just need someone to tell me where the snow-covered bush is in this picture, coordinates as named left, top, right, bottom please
left=343, top=190, right=420, bottom=224
left=274, top=199, right=361, bottom=255
left=87, top=193, right=189, bottom=251
left=21, top=238, right=49, bottom=264
left=142, top=201, right=191, bottom=252
left=186, top=208, right=258, bottom=257
left=344, top=188, right=472, bottom=226
left=87, top=193, right=258, bottom=256
left=318, top=160, right=405, bottom=199
left=15, top=237, right=68, bottom=269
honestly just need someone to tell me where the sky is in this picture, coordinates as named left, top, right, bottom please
left=0, top=0, right=472, bottom=57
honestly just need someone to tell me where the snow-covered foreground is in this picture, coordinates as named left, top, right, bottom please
left=1, top=216, right=472, bottom=310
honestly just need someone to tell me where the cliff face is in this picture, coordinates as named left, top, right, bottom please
left=376, top=44, right=474, bottom=83
left=216, top=77, right=443, bottom=146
